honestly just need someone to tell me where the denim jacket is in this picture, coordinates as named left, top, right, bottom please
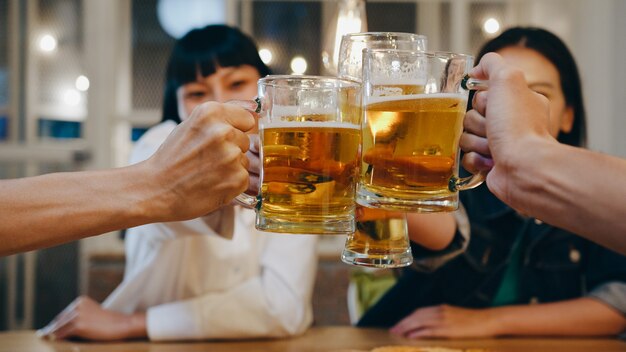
left=358, top=184, right=626, bottom=328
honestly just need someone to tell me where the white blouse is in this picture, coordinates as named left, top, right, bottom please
left=102, top=121, right=318, bottom=341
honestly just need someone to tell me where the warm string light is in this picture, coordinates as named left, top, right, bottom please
left=39, top=34, right=57, bottom=53
left=483, top=17, right=501, bottom=35
left=290, top=56, right=308, bottom=75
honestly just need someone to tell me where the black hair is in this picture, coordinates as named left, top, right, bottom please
left=476, top=27, right=586, bottom=147
left=161, top=24, right=271, bottom=123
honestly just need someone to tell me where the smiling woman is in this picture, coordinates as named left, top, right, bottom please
left=357, top=27, right=626, bottom=340
left=40, top=25, right=319, bottom=342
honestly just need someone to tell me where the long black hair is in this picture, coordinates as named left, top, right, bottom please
left=476, top=27, right=586, bottom=147
left=161, top=25, right=271, bottom=124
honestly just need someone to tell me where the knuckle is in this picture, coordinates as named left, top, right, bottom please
left=207, top=123, right=233, bottom=142
left=241, top=154, right=250, bottom=169
left=194, top=102, right=227, bottom=126
left=200, top=101, right=225, bottom=117
left=496, top=66, right=525, bottom=83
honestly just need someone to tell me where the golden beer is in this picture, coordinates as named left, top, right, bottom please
left=359, top=93, right=466, bottom=210
left=259, top=120, right=361, bottom=234
left=344, top=206, right=410, bottom=264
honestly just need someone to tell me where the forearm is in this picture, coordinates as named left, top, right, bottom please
left=500, top=138, right=626, bottom=254
left=146, top=278, right=311, bottom=340
left=406, top=213, right=456, bottom=250
left=0, top=163, right=160, bottom=256
left=146, top=236, right=317, bottom=341
left=492, top=298, right=626, bottom=337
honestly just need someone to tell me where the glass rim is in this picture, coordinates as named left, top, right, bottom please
left=258, top=75, right=361, bottom=89
left=362, top=49, right=474, bottom=60
left=342, top=32, right=427, bottom=42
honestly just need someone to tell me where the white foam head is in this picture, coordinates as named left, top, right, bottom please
left=261, top=105, right=360, bottom=130
left=365, top=92, right=467, bottom=106
left=368, top=77, right=426, bottom=86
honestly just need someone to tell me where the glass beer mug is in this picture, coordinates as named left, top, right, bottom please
left=338, top=32, right=427, bottom=82
left=338, top=32, right=427, bottom=267
left=342, top=207, right=411, bottom=268
left=236, top=75, right=362, bottom=235
left=357, top=50, right=485, bottom=212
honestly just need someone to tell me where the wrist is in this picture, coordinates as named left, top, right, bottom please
left=497, top=134, right=560, bottom=212
left=124, top=161, right=171, bottom=224
left=486, top=306, right=512, bottom=336
left=124, top=312, right=147, bottom=339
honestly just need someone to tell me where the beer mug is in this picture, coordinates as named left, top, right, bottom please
left=341, top=207, right=411, bottom=268
left=338, top=32, right=427, bottom=82
left=338, top=32, right=426, bottom=267
left=236, top=75, right=362, bottom=235
left=358, top=50, right=485, bottom=212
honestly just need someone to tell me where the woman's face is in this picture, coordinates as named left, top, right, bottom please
left=176, top=64, right=260, bottom=128
left=497, top=46, right=574, bottom=139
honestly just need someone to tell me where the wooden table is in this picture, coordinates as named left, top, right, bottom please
left=1, top=326, right=625, bottom=352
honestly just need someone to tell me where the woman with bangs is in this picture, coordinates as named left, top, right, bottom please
left=358, top=27, right=626, bottom=339
left=41, top=25, right=318, bottom=341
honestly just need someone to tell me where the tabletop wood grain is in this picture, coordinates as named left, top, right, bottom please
left=1, top=326, right=625, bottom=352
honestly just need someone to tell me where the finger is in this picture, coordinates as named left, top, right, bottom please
left=460, top=133, right=490, bottom=156
left=210, top=122, right=251, bottom=154
left=199, top=101, right=257, bottom=133
left=407, top=327, right=446, bottom=339
left=246, top=151, right=261, bottom=174
left=50, top=319, right=78, bottom=340
left=44, top=310, right=79, bottom=339
left=389, top=308, right=439, bottom=336
left=246, top=175, right=260, bottom=195
left=226, top=98, right=261, bottom=115
left=463, top=109, right=487, bottom=138
left=471, top=91, right=487, bottom=116
left=391, top=317, right=434, bottom=338
left=39, top=300, right=81, bottom=337
left=248, top=134, right=260, bottom=154
left=462, top=152, right=494, bottom=174
left=240, top=152, right=250, bottom=170
left=469, top=52, right=507, bottom=80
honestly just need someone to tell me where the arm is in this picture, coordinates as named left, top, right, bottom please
left=491, top=298, right=626, bottom=337
left=36, top=296, right=147, bottom=341
left=461, top=53, right=626, bottom=254
left=0, top=167, right=155, bottom=256
left=390, top=298, right=626, bottom=339
left=0, top=102, right=255, bottom=256
left=406, top=213, right=456, bottom=251
left=406, top=204, right=470, bottom=272
left=144, top=233, right=318, bottom=341
left=495, top=141, right=626, bottom=255
left=41, top=225, right=318, bottom=341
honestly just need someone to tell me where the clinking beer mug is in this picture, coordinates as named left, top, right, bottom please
left=342, top=207, right=411, bottom=268
left=357, top=50, right=486, bottom=212
left=236, top=75, right=362, bottom=235
left=338, top=32, right=427, bottom=268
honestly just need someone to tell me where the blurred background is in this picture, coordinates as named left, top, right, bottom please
left=1, top=0, right=625, bottom=331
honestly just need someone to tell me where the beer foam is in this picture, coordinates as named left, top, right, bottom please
left=369, top=78, right=426, bottom=86
left=261, top=120, right=360, bottom=130
left=269, top=105, right=337, bottom=117
left=261, top=105, right=360, bottom=130
left=365, top=92, right=467, bottom=106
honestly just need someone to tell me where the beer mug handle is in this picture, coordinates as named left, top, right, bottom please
left=449, top=171, right=486, bottom=192
left=228, top=97, right=263, bottom=209
left=461, top=75, right=489, bottom=91
left=235, top=193, right=259, bottom=209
